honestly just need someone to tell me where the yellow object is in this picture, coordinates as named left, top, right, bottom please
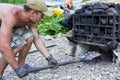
left=115, top=0, right=120, bottom=3
left=107, top=0, right=120, bottom=3
left=26, top=0, right=52, bottom=16
left=52, top=8, right=63, bottom=16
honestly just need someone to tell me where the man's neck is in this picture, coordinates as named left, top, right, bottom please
left=17, top=9, right=30, bottom=22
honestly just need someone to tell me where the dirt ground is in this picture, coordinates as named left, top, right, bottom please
left=2, top=34, right=120, bottom=80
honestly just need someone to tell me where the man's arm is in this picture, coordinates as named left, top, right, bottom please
left=30, top=25, right=59, bottom=68
left=30, top=25, right=50, bottom=58
left=0, top=17, right=18, bottom=69
left=0, top=16, right=28, bottom=78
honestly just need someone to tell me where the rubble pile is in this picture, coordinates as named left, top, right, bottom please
left=75, top=2, right=120, bottom=15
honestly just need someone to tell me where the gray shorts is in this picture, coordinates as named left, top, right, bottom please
left=11, top=27, right=33, bottom=48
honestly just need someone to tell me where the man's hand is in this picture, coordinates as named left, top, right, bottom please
left=15, top=66, right=29, bottom=78
left=46, top=54, right=59, bottom=69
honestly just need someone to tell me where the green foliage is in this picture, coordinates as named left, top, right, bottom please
left=0, top=0, right=24, bottom=4
left=82, top=0, right=89, bottom=2
left=37, top=15, right=69, bottom=36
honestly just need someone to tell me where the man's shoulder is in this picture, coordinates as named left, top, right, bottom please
left=0, top=3, right=21, bottom=15
left=0, top=3, right=21, bottom=22
left=0, top=3, right=20, bottom=10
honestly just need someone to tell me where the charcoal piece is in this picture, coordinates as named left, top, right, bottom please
left=92, top=28, right=100, bottom=35
left=114, top=4, right=120, bottom=13
left=108, top=18, right=118, bottom=25
left=116, top=3, right=120, bottom=12
left=80, top=17, right=98, bottom=24
left=80, top=18, right=85, bottom=24
left=99, top=32, right=104, bottom=36
left=85, top=30, right=90, bottom=34
left=106, top=41, right=118, bottom=49
left=100, top=38, right=105, bottom=44
left=85, top=27, right=90, bottom=34
left=97, top=38, right=101, bottom=43
left=81, top=37, right=87, bottom=41
left=75, top=9, right=83, bottom=14
left=108, top=3, right=116, bottom=8
left=93, top=38, right=101, bottom=43
left=109, top=19, right=114, bottom=25
left=93, top=17, right=99, bottom=24
left=84, top=9, right=92, bottom=14
left=81, top=4, right=92, bottom=11
left=93, top=2, right=109, bottom=10
left=74, top=16, right=79, bottom=22
left=88, top=35, right=94, bottom=42
left=80, top=4, right=93, bottom=13
left=85, top=27, right=90, bottom=30
left=82, top=18, right=92, bottom=24
left=92, top=39, right=97, bottom=43
left=74, top=37, right=79, bottom=42
left=100, top=17, right=107, bottom=25
left=103, top=34, right=111, bottom=38
left=99, top=28, right=105, bottom=36
left=92, top=9, right=106, bottom=14
left=106, top=7, right=119, bottom=15
left=73, top=29, right=78, bottom=33
left=80, top=29, right=86, bottom=34
left=107, top=28, right=112, bottom=34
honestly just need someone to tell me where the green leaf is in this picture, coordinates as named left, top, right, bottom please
left=36, top=15, right=69, bottom=35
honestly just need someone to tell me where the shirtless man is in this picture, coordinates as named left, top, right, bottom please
left=0, top=0, right=58, bottom=79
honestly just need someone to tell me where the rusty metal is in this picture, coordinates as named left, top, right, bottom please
left=35, top=58, right=81, bottom=71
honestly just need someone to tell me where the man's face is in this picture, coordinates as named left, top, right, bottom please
left=30, top=10, right=44, bottom=23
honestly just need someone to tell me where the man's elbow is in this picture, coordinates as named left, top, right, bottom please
left=0, top=44, right=11, bottom=53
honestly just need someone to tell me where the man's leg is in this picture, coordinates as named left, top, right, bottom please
left=18, top=37, right=34, bottom=67
left=0, top=46, right=24, bottom=77
left=0, top=36, right=35, bottom=78
left=0, top=27, right=35, bottom=78
left=18, top=36, right=41, bottom=73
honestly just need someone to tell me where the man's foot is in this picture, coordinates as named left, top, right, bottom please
left=24, top=64, right=40, bottom=73
left=0, top=77, right=3, bottom=80
left=15, top=66, right=29, bottom=78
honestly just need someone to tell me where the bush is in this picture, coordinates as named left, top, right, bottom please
left=0, top=0, right=24, bottom=4
left=37, top=15, right=69, bottom=35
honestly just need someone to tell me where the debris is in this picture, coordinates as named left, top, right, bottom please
left=80, top=51, right=102, bottom=61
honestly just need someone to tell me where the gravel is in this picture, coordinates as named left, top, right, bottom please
left=2, top=34, right=120, bottom=80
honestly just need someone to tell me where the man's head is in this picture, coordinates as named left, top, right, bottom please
left=25, top=0, right=52, bottom=16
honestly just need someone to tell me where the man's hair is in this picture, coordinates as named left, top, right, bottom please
left=24, top=4, right=32, bottom=11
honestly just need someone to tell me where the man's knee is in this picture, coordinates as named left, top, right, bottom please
left=26, top=36, right=34, bottom=44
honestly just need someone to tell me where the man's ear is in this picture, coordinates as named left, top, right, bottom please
left=29, top=10, right=35, bottom=16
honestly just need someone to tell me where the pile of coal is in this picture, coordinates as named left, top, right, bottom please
left=73, top=2, right=120, bottom=48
